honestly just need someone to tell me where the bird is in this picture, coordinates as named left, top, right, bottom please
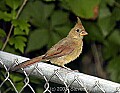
left=13, top=17, right=88, bottom=70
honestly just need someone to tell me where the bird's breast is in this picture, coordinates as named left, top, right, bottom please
left=64, top=42, right=83, bottom=64
left=50, top=41, right=83, bottom=66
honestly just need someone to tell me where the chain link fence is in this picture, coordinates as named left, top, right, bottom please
left=0, top=51, right=120, bottom=93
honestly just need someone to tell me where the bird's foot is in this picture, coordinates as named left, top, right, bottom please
left=60, top=66, right=79, bottom=72
left=60, top=66, right=76, bottom=72
left=62, top=66, right=72, bottom=70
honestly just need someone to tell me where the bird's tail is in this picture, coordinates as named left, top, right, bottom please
left=13, top=55, right=44, bottom=71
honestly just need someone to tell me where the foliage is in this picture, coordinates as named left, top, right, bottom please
left=0, top=0, right=30, bottom=53
left=0, top=0, right=120, bottom=92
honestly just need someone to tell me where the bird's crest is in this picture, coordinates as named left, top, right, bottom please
left=77, top=17, right=82, bottom=24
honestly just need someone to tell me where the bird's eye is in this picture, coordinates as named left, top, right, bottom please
left=76, top=29, right=80, bottom=32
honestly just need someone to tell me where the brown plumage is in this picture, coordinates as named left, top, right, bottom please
left=13, top=17, right=88, bottom=70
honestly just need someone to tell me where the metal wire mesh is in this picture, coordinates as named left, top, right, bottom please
left=0, top=51, right=120, bottom=93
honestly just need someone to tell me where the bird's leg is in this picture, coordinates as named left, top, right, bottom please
left=62, top=65, right=79, bottom=72
left=62, top=65, right=72, bottom=70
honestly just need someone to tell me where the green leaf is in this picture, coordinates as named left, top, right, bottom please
left=98, top=0, right=116, bottom=38
left=103, top=41, right=119, bottom=60
left=0, top=0, right=7, bottom=11
left=19, top=1, right=55, bottom=27
left=51, top=10, right=69, bottom=27
left=59, top=0, right=71, bottom=10
left=0, top=28, right=6, bottom=37
left=0, top=40, right=3, bottom=49
left=44, top=3, right=55, bottom=19
left=26, top=29, right=49, bottom=52
left=54, top=25, right=71, bottom=37
left=84, top=22, right=104, bottom=42
left=108, top=29, right=120, bottom=46
left=98, top=16, right=116, bottom=36
left=11, top=10, right=17, bottom=19
left=9, top=36, right=27, bottom=53
left=0, top=11, right=12, bottom=21
left=112, top=7, right=120, bottom=21
left=65, top=0, right=100, bottom=18
left=0, top=28, right=5, bottom=48
left=5, top=0, right=22, bottom=10
left=14, top=27, right=25, bottom=35
left=12, top=19, right=30, bottom=35
left=29, top=76, right=41, bottom=84
left=15, top=82, right=24, bottom=91
left=105, top=0, right=115, bottom=6
left=10, top=74, right=23, bottom=82
left=4, top=44, right=20, bottom=55
left=48, top=31, right=61, bottom=48
left=107, top=56, right=120, bottom=82
left=99, top=0, right=111, bottom=18
left=9, top=37, right=14, bottom=45
left=36, top=87, right=44, bottom=93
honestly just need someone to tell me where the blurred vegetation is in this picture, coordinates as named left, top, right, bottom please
left=0, top=0, right=120, bottom=92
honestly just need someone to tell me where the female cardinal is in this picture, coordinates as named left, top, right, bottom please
left=13, top=17, right=88, bottom=70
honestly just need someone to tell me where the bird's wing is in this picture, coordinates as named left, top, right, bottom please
left=43, top=39, right=76, bottom=59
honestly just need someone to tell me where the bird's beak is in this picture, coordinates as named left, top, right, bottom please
left=80, top=30, right=88, bottom=36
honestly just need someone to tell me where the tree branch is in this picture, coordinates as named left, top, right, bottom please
left=91, top=42, right=106, bottom=78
